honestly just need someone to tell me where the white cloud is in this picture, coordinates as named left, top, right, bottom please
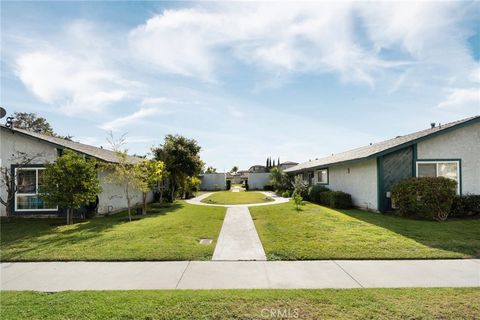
left=99, top=107, right=166, bottom=131
left=127, top=2, right=474, bottom=88
left=14, top=21, right=133, bottom=115
left=436, top=88, right=480, bottom=110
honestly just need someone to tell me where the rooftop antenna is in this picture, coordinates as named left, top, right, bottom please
left=430, top=122, right=436, bottom=129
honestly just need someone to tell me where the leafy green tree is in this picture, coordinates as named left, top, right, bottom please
left=231, top=166, right=238, bottom=174
left=205, top=166, right=217, bottom=174
left=269, top=167, right=291, bottom=192
left=135, top=159, right=167, bottom=214
left=40, top=150, right=101, bottom=225
left=153, top=135, right=204, bottom=201
left=13, top=112, right=73, bottom=140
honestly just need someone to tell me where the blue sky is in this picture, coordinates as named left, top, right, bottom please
left=1, top=1, right=479, bottom=171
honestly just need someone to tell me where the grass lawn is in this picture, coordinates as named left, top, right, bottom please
left=2, top=288, right=479, bottom=319
left=201, top=190, right=273, bottom=205
left=0, top=202, right=226, bottom=261
left=250, top=201, right=480, bottom=260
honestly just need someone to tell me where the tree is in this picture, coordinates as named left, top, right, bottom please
left=205, top=166, right=217, bottom=174
left=106, top=133, right=143, bottom=221
left=40, top=150, right=101, bottom=225
left=13, top=112, right=54, bottom=135
left=231, top=166, right=238, bottom=174
left=135, top=159, right=167, bottom=214
left=0, top=151, right=43, bottom=220
left=293, top=175, right=309, bottom=198
left=272, top=159, right=276, bottom=167
left=269, top=167, right=291, bottom=193
left=292, top=191, right=304, bottom=212
left=153, top=135, right=204, bottom=201
left=12, top=112, right=73, bottom=140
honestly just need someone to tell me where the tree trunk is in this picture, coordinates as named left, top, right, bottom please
left=159, top=189, right=163, bottom=204
left=126, top=184, right=131, bottom=222
left=66, top=208, right=74, bottom=225
left=142, top=192, right=147, bottom=215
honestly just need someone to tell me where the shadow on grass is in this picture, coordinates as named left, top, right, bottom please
left=0, top=202, right=185, bottom=260
left=335, top=207, right=480, bottom=258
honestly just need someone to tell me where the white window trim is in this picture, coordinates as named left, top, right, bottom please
left=415, top=160, right=460, bottom=194
left=14, top=167, right=58, bottom=212
left=316, top=168, right=329, bottom=185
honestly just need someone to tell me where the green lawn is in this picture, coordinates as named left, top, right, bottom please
left=250, top=201, right=480, bottom=260
left=201, top=190, right=273, bottom=205
left=0, top=202, right=226, bottom=261
left=2, top=288, right=479, bottom=319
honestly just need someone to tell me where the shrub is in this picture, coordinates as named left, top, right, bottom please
left=263, top=184, right=275, bottom=191
left=328, top=191, right=352, bottom=209
left=293, top=176, right=309, bottom=199
left=282, top=190, right=291, bottom=198
left=292, top=191, right=304, bottom=211
left=451, top=194, right=480, bottom=217
left=391, top=177, right=457, bottom=221
left=309, top=185, right=330, bottom=203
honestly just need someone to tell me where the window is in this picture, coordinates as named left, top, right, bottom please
left=416, top=161, right=460, bottom=193
left=316, top=169, right=328, bottom=184
left=15, top=168, right=57, bottom=211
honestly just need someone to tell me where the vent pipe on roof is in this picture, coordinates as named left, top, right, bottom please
left=430, top=122, right=436, bottom=129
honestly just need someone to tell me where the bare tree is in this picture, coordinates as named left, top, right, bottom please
left=0, top=151, right=43, bottom=220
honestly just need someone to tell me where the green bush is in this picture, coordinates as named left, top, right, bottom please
left=263, top=184, right=274, bottom=191
left=282, top=190, right=291, bottom=198
left=451, top=194, right=480, bottom=217
left=328, top=191, right=352, bottom=209
left=309, top=185, right=330, bottom=203
left=391, top=177, right=457, bottom=221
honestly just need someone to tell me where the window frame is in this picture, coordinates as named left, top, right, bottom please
left=415, top=160, right=461, bottom=194
left=316, top=168, right=329, bottom=185
left=14, top=167, right=58, bottom=212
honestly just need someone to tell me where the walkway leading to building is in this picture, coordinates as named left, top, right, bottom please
left=212, top=206, right=266, bottom=261
left=187, top=191, right=288, bottom=261
left=2, top=260, right=478, bottom=291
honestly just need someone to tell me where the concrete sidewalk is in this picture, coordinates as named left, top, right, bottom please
left=2, top=260, right=479, bottom=291
left=212, top=206, right=266, bottom=261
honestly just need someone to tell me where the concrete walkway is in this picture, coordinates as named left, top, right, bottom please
left=212, top=206, right=266, bottom=261
left=187, top=192, right=287, bottom=261
left=2, top=260, right=479, bottom=291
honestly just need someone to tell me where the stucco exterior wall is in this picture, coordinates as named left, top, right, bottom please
left=200, top=173, right=226, bottom=190
left=248, top=172, right=271, bottom=190
left=326, top=158, right=378, bottom=211
left=417, top=121, right=480, bottom=195
left=97, top=170, right=152, bottom=215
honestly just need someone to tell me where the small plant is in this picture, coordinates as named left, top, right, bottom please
left=282, top=190, right=291, bottom=198
left=292, top=191, right=304, bottom=212
left=293, top=176, right=309, bottom=199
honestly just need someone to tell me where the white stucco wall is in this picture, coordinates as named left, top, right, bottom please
left=248, top=172, right=271, bottom=190
left=326, top=158, right=378, bottom=211
left=417, top=121, right=480, bottom=195
left=97, top=170, right=152, bottom=215
left=200, top=173, right=226, bottom=190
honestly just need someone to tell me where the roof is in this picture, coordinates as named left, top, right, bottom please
left=280, top=161, right=298, bottom=165
left=1, top=125, right=142, bottom=164
left=285, top=115, right=480, bottom=173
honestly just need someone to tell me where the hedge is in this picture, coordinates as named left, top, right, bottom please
left=391, top=177, right=457, bottom=221
left=308, top=186, right=353, bottom=209
left=308, top=185, right=330, bottom=203
left=451, top=194, right=480, bottom=217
